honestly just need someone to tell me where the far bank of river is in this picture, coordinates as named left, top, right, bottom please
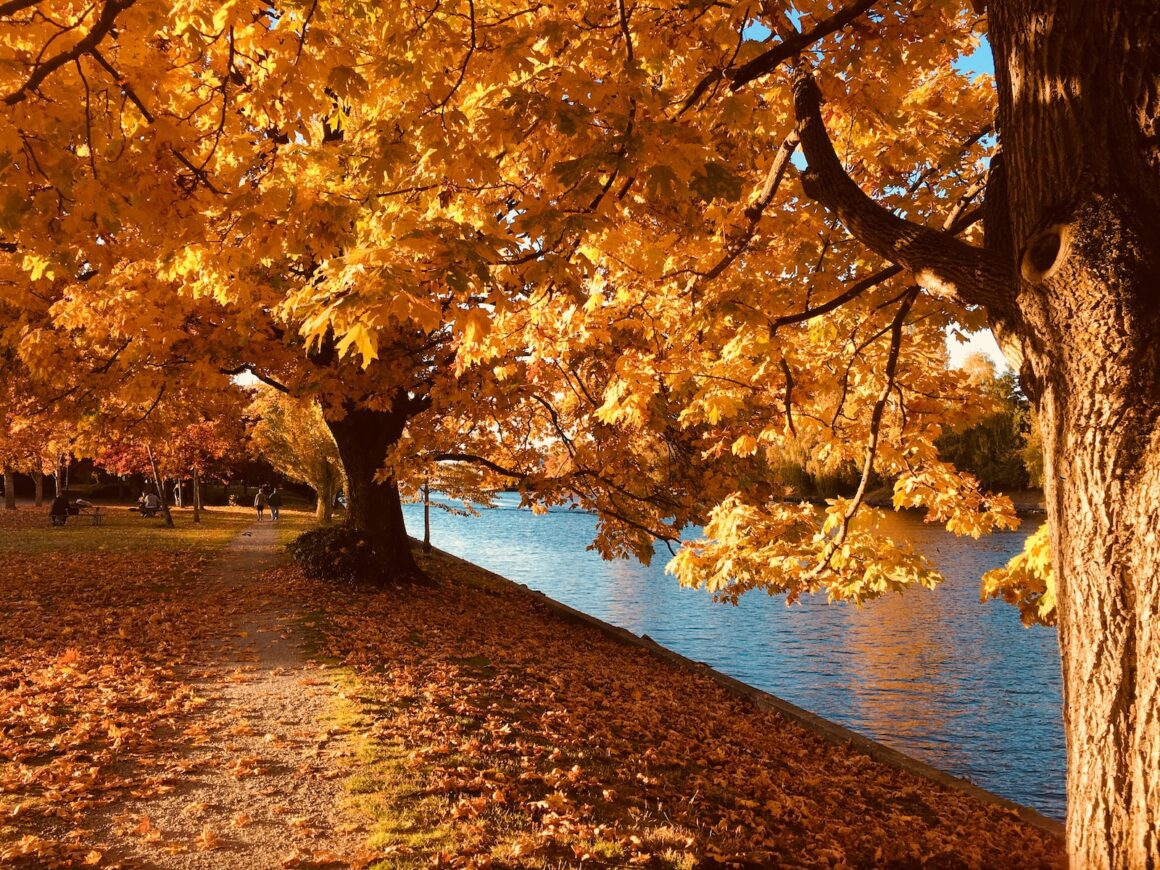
left=401, top=495, right=1065, bottom=820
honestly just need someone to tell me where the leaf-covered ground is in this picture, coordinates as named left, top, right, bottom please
left=1, top=506, right=1066, bottom=868
left=277, top=548, right=1066, bottom=869
left=0, top=506, right=371, bottom=868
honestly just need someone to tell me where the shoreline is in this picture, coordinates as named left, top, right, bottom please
left=271, top=537, right=1068, bottom=865
left=424, top=541, right=1064, bottom=840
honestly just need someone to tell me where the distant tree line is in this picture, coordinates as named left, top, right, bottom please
left=935, top=368, right=1044, bottom=493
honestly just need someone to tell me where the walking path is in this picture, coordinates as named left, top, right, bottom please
left=84, top=522, right=368, bottom=869
left=2, top=508, right=1065, bottom=868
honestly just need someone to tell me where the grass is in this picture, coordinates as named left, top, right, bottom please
left=310, top=660, right=457, bottom=869
left=0, top=504, right=255, bottom=555
left=294, top=607, right=457, bottom=867
left=272, top=510, right=323, bottom=547
left=0, top=502, right=323, bottom=556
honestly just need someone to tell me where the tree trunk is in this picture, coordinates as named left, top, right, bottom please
left=2, top=466, right=14, bottom=510
left=422, top=482, right=431, bottom=553
left=326, top=405, right=417, bottom=581
left=192, top=469, right=201, bottom=524
left=33, top=472, right=43, bottom=507
left=314, top=464, right=337, bottom=524
left=146, top=445, right=175, bottom=528
left=986, top=2, right=1160, bottom=864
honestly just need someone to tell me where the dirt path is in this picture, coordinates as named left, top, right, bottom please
left=88, top=521, right=368, bottom=869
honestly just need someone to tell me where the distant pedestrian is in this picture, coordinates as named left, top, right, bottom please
left=267, top=487, right=282, bottom=521
left=254, top=486, right=269, bottom=521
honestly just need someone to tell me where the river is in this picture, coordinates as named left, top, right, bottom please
left=401, top=494, right=1065, bottom=820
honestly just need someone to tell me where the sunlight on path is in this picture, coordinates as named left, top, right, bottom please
left=85, top=521, right=367, bottom=869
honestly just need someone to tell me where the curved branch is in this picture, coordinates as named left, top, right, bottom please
left=0, top=0, right=42, bottom=16
left=696, top=130, right=799, bottom=283
left=220, top=364, right=290, bottom=394
left=433, top=452, right=527, bottom=478
left=729, top=0, right=880, bottom=91
left=792, top=72, right=1014, bottom=312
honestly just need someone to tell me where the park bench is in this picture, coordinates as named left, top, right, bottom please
left=50, top=504, right=104, bottom=527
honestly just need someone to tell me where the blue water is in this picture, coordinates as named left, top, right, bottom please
left=402, top=494, right=1065, bottom=819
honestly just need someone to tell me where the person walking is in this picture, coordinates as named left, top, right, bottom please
left=254, top=486, right=269, bottom=521
left=267, top=487, right=282, bottom=521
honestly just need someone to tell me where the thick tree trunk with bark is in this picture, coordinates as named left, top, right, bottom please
left=986, top=2, right=1160, bottom=864
left=2, top=467, right=14, bottom=510
left=791, top=0, right=1158, bottom=863
left=33, top=472, right=43, bottom=507
left=313, top=462, right=339, bottom=524
left=326, top=405, right=418, bottom=582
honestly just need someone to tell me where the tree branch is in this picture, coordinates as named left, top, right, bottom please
left=2, top=0, right=135, bottom=105
left=220, top=364, right=290, bottom=393
left=792, top=72, right=1014, bottom=312
left=89, top=48, right=222, bottom=194
left=691, top=130, right=799, bottom=284
left=729, top=0, right=880, bottom=91
left=805, top=286, right=917, bottom=580
left=433, top=452, right=527, bottom=478
left=0, top=0, right=42, bottom=17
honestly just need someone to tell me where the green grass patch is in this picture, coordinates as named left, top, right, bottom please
left=312, top=665, right=456, bottom=869
left=273, top=511, right=325, bottom=548
left=0, top=504, right=258, bottom=555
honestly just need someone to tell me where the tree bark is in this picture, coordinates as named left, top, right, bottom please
left=985, top=2, right=1160, bottom=864
left=2, top=466, right=14, bottom=510
left=192, top=468, right=201, bottom=524
left=314, top=463, right=337, bottom=524
left=146, top=445, right=175, bottom=528
left=422, top=482, right=431, bottom=553
left=326, top=405, right=418, bottom=581
left=33, top=472, right=43, bottom=507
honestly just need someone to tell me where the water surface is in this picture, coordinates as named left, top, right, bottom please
left=402, top=494, right=1064, bottom=819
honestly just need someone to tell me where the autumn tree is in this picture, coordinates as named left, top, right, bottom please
left=1, top=1, right=1156, bottom=864
left=776, top=5, right=1158, bottom=863
left=248, top=388, right=344, bottom=522
left=97, top=416, right=240, bottom=521
left=0, top=358, right=76, bottom=508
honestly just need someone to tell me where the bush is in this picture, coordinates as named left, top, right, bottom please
left=286, top=526, right=382, bottom=585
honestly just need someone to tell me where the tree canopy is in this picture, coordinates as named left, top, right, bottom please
left=3, top=1, right=1158, bottom=863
